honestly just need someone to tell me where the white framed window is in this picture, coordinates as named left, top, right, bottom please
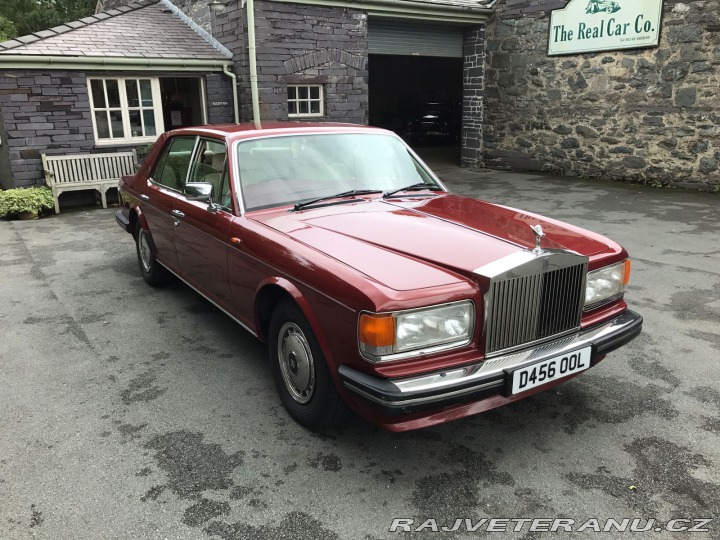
left=88, top=77, right=165, bottom=145
left=287, top=85, right=324, bottom=118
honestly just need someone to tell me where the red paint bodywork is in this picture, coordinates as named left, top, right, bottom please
left=118, top=123, right=631, bottom=431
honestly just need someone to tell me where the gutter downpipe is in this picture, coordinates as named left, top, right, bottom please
left=246, top=0, right=262, bottom=130
left=223, top=64, right=240, bottom=124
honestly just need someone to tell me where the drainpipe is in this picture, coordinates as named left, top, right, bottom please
left=223, top=64, right=240, bottom=124
left=245, top=0, right=262, bottom=130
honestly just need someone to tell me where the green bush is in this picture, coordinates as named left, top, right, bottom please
left=0, top=187, right=54, bottom=217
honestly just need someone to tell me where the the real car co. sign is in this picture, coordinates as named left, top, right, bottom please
left=548, top=0, right=663, bottom=56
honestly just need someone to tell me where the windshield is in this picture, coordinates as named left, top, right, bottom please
left=236, top=133, right=438, bottom=211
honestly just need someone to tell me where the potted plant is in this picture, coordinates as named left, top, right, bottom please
left=0, top=187, right=55, bottom=220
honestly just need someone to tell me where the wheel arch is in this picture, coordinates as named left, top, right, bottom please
left=130, top=205, right=150, bottom=239
left=254, top=278, right=334, bottom=362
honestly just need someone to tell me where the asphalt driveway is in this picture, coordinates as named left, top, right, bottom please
left=1, top=168, right=718, bottom=539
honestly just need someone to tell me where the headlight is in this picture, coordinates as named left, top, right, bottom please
left=358, top=301, right=474, bottom=362
left=585, top=259, right=631, bottom=309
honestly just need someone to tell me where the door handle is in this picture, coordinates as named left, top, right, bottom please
left=171, top=209, right=185, bottom=218
left=139, top=194, right=150, bottom=201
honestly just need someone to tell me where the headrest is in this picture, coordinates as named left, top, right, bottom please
left=212, top=153, right=226, bottom=170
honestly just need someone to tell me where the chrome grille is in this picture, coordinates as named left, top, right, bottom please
left=485, top=260, right=586, bottom=355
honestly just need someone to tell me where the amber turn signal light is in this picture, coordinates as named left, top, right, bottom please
left=623, top=259, right=631, bottom=286
left=358, top=313, right=395, bottom=348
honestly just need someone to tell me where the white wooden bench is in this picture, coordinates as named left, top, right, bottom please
left=41, top=151, right=138, bottom=214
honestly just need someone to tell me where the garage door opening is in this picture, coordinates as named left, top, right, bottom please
left=368, top=21, right=464, bottom=168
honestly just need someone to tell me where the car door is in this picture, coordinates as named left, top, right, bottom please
left=173, top=137, right=234, bottom=309
left=142, top=136, right=196, bottom=273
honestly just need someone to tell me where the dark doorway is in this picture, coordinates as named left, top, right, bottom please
left=368, top=54, right=463, bottom=165
left=160, top=77, right=205, bottom=131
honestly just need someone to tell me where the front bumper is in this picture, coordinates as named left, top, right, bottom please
left=339, top=310, right=642, bottom=415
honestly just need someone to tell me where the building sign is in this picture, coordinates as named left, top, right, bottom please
left=548, top=0, right=663, bottom=56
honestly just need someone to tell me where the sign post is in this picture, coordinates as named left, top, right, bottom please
left=548, top=0, right=663, bottom=56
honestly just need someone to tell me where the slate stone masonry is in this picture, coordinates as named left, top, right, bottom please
left=214, top=0, right=368, bottom=125
left=0, top=70, right=234, bottom=187
left=484, top=0, right=720, bottom=189
left=462, top=26, right=486, bottom=168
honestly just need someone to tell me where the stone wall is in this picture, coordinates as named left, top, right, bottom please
left=0, top=71, right=94, bottom=188
left=462, top=26, right=487, bottom=168
left=484, top=0, right=720, bottom=190
left=206, top=73, right=236, bottom=124
left=215, top=0, right=368, bottom=124
left=0, top=70, right=233, bottom=188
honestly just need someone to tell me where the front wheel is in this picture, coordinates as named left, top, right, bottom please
left=135, top=221, right=174, bottom=287
left=269, top=299, right=350, bottom=429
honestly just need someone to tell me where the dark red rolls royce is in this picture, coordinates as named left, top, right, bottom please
left=116, top=123, right=642, bottom=432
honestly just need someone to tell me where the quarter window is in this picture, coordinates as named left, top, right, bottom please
left=88, top=77, right=164, bottom=145
left=287, top=85, right=323, bottom=118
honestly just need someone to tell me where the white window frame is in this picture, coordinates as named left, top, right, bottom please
left=287, top=84, right=324, bottom=118
left=87, top=77, right=165, bottom=146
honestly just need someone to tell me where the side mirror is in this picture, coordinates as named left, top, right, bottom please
left=185, top=182, right=221, bottom=212
left=185, top=182, right=213, bottom=202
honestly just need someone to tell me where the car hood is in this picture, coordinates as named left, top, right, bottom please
left=252, top=194, right=612, bottom=291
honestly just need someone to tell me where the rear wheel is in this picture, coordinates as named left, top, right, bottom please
left=269, top=299, right=350, bottom=429
left=135, top=221, right=174, bottom=287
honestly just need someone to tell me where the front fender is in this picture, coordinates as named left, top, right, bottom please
left=254, top=276, right=337, bottom=368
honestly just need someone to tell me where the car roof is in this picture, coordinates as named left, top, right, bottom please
left=164, top=122, right=392, bottom=142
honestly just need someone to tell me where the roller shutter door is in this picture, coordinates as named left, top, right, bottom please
left=368, top=20, right=464, bottom=58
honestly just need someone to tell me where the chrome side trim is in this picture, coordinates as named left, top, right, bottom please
left=157, top=261, right=258, bottom=338
left=390, top=312, right=636, bottom=396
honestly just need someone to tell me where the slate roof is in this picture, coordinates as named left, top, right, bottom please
left=0, top=0, right=231, bottom=61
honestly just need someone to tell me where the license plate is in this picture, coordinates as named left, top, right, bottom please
left=510, top=347, right=592, bottom=395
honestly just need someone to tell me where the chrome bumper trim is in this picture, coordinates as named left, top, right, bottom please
left=339, top=310, right=642, bottom=414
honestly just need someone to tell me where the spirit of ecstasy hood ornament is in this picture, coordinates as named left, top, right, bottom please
left=530, top=224, right=545, bottom=253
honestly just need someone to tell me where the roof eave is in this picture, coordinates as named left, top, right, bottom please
left=0, top=55, right=233, bottom=71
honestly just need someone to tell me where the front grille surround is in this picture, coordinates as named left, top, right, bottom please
left=477, top=250, right=588, bottom=357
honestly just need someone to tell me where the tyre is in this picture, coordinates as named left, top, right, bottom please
left=135, top=221, right=174, bottom=287
left=269, top=299, right=350, bottom=429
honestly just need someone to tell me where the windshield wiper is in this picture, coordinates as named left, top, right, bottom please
left=293, top=189, right=383, bottom=211
left=382, top=183, right=444, bottom=199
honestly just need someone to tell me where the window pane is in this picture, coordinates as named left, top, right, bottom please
left=106, top=79, right=121, bottom=108
left=90, top=80, right=106, bottom=108
left=95, top=111, right=110, bottom=138
left=109, top=110, right=124, bottom=138
left=139, top=80, right=153, bottom=107
left=125, top=80, right=139, bottom=107
left=162, top=137, right=196, bottom=190
left=288, top=86, right=296, bottom=100
left=310, top=101, right=320, bottom=114
left=129, top=110, right=142, bottom=137
left=143, top=110, right=156, bottom=136
left=310, top=86, right=319, bottom=99
left=299, top=101, right=308, bottom=114
left=298, top=86, right=308, bottom=99
left=288, top=101, right=297, bottom=115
